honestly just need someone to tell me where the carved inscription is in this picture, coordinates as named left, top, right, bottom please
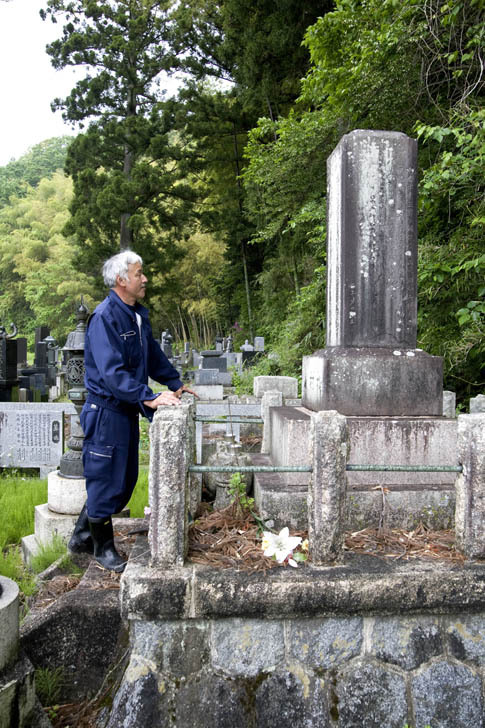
left=0, top=408, right=63, bottom=468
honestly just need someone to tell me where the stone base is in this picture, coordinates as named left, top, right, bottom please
left=253, top=454, right=456, bottom=532
left=255, top=409, right=458, bottom=531
left=0, top=576, right=19, bottom=671
left=110, top=537, right=485, bottom=728
left=302, top=347, right=443, bottom=415
left=34, top=503, right=78, bottom=547
left=48, top=470, right=86, bottom=514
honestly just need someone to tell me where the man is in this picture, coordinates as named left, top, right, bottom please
left=68, top=250, right=196, bottom=572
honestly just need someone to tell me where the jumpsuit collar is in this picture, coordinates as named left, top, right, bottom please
left=108, top=289, right=149, bottom=321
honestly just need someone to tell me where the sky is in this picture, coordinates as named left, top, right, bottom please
left=0, top=0, right=86, bottom=166
left=0, top=0, right=185, bottom=167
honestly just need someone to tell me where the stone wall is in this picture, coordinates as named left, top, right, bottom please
left=109, top=538, right=485, bottom=728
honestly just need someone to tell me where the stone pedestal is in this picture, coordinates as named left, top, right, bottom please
left=48, top=470, right=87, bottom=514
left=302, top=347, right=443, bottom=416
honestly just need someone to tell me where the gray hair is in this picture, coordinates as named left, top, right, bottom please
left=102, top=250, right=143, bottom=287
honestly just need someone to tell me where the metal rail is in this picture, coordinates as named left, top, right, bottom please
left=194, top=417, right=263, bottom=424
left=189, top=464, right=463, bottom=474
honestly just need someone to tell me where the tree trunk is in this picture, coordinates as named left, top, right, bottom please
left=232, top=125, right=254, bottom=339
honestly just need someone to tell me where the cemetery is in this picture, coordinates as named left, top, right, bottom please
left=0, top=129, right=483, bottom=727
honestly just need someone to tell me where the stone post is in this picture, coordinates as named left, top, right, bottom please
left=302, top=130, right=443, bottom=416
left=470, top=394, right=485, bottom=413
left=308, top=410, right=348, bottom=564
left=149, top=400, right=195, bottom=566
left=443, top=391, right=456, bottom=418
left=455, top=414, right=485, bottom=559
left=261, top=390, right=283, bottom=454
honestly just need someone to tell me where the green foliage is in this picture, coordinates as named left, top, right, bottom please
left=35, top=666, right=64, bottom=707
left=0, top=474, right=47, bottom=551
left=0, top=546, right=37, bottom=598
left=0, top=137, right=72, bottom=207
left=227, top=471, right=254, bottom=513
left=0, top=172, right=98, bottom=344
left=29, top=534, right=68, bottom=575
left=126, top=467, right=149, bottom=519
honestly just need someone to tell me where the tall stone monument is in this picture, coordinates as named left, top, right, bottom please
left=302, top=130, right=443, bottom=415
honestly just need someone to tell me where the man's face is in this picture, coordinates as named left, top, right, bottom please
left=120, top=262, right=147, bottom=302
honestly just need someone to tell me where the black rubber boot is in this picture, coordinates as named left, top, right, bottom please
left=68, top=503, right=94, bottom=554
left=88, top=516, right=127, bottom=572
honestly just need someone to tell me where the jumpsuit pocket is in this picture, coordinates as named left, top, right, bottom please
left=84, top=444, right=114, bottom=481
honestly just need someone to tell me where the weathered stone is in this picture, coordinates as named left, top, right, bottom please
left=302, top=347, right=443, bottom=416
left=308, top=410, right=348, bottom=564
left=254, top=670, right=329, bottom=728
left=369, top=615, right=443, bottom=670
left=326, top=131, right=418, bottom=349
left=336, top=660, right=407, bottom=728
left=149, top=401, right=195, bottom=565
left=253, top=376, right=298, bottom=399
left=21, top=568, right=125, bottom=702
left=288, top=617, right=363, bottom=668
left=446, top=615, right=485, bottom=665
left=0, top=655, right=36, bottom=728
left=175, top=674, right=248, bottom=728
left=47, top=471, right=86, bottom=515
left=443, top=390, right=456, bottom=418
left=123, top=541, right=485, bottom=620
left=469, top=394, right=485, bottom=413
left=270, top=406, right=311, bottom=484
left=455, top=414, right=485, bottom=558
left=412, top=661, right=483, bottom=728
left=107, top=662, right=164, bottom=728
left=211, top=619, right=284, bottom=677
left=261, top=390, right=283, bottom=454
left=131, top=620, right=210, bottom=677
left=194, top=368, right=218, bottom=385
left=0, top=576, right=19, bottom=672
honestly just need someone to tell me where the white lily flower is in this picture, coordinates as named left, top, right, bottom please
left=262, top=527, right=302, bottom=563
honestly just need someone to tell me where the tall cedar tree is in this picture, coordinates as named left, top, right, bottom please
left=41, top=0, right=193, bottom=271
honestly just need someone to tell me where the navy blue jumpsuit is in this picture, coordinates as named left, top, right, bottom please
left=81, top=290, right=183, bottom=519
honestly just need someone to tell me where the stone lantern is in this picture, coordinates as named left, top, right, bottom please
left=59, top=299, right=89, bottom=478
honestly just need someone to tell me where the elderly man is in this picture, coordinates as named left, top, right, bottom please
left=68, top=250, right=196, bottom=572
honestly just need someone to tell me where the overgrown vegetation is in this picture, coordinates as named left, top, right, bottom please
left=0, top=0, right=482, bottom=404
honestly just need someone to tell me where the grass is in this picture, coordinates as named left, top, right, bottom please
left=0, top=462, right=149, bottom=593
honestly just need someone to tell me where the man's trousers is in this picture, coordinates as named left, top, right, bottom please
left=80, top=401, right=139, bottom=519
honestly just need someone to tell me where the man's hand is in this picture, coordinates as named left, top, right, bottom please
left=174, top=385, right=199, bottom=399
left=143, top=391, right=182, bottom=409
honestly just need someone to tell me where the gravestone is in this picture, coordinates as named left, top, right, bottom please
left=34, top=325, right=50, bottom=347
left=302, top=130, right=443, bottom=416
left=15, top=338, right=27, bottom=367
left=0, top=403, right=67, bottom=476
left=254, top=336, right=265, bottom=351
left=161, top=331, right=173, bottom=359
left=0, top=325, right=19, bottom=402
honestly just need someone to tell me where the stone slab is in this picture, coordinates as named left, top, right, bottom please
left=302, top=347, right=443, bottom=416
left=253, top=376, right=298, bottom=399
left=34, top=503, right=78, bottom=546
left=121, top=537, right=485, bottom=620
left=20, top=534, right=40, bottom=565
left=326, top=130, right=418, bottom=349
left=0, top=576, right=19, bottom=672
left=268, top=408, right=458, bottom=486
left=193, top=385, right=224, bottom=400
left=0, top=406, right=63, bottom=471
